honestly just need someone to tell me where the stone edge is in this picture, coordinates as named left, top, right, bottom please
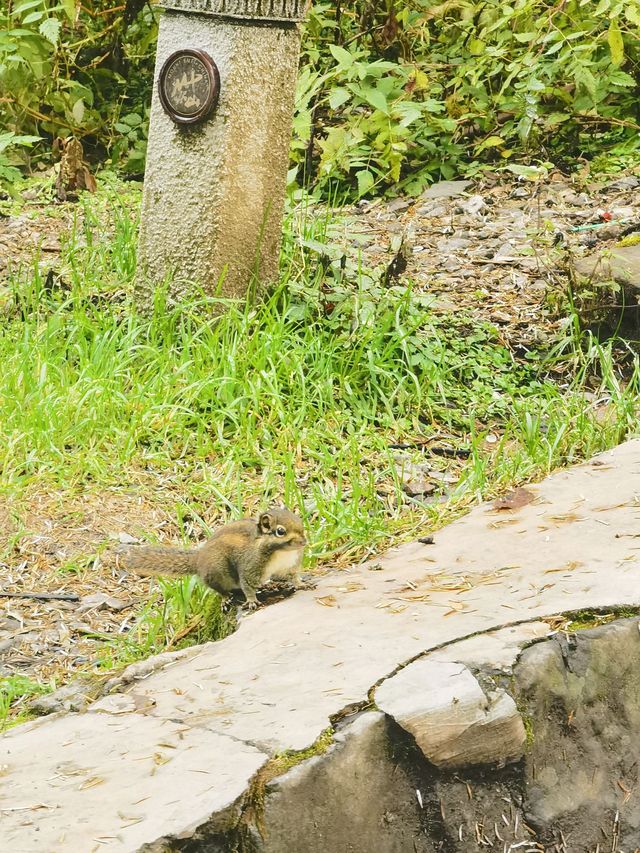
left=156, top=0, right=309, bottom=21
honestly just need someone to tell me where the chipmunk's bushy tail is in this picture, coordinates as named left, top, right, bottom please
left=117, top=545, right=197, bottom=577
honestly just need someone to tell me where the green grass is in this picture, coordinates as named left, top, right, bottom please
left=565, top=607, right=640, bottom=632
left=0, top=177, right=639, bottom=726
left=1, top=188, right=637, bottom=552
left=97, top=576, right=236, bottom=671
left=0, top=675, right=53, bottom=731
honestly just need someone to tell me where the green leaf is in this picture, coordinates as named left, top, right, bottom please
left=607, top=20, right=625, bottom=66
left=329, top=45, right=354, bottom=69
left=527, top=78, right=546, bottom=93
left=328, top=87, right=350, bottom=110
left=468, top=38, right=485, bottom=56
left=0, top=132, right=40, bottom=154
left=395, top=102, right=423, bottom=127
left=39, top=17, right=61, bottom=45
left=362, top=87, right=389, bottom=115
left=572, top=64, right=597, bottom=99
left=474, top=135, right=505, bottom=153
left=608, top=69, right=635, bottom=86
left=545, top=39, right=564, bottom=55
left=544, top=112, right=571, bottom=127
left=505, top=163, right=547, bottom=180
left=517, top=115, right=533, bottom=142
left=12, top=0, right=46, bottom=14
left=122, top=113, right=142, bottom=126
left=626, top=4, right=640, bottom=26
left=22, top=10, right=45, bottom=23
left=356, top=169, right=375, bottom=196
left=61, top=0, right=76, bottom=21
left=71, top=98, right=84, bottom=124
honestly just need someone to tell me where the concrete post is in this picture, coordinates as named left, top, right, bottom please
left=136, top=0, right=308, bottom=309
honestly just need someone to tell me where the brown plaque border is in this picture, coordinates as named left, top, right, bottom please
left=158, top=48, right=221, bottom=126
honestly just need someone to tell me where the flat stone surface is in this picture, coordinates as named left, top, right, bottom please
left=426, top=621, right=551, bottom=672
left=3, top=439, right=640, bottom=849
left=421, top=179, right=472, bottom=199
left=0, top=712, right=265, bottom=853
left=375, top=660, right=525, bottom=769
left=575, top=243, right=640, bottom=289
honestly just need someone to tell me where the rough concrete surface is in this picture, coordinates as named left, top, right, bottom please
left=515, top=617, right=640, bottom=846
left=137, top=13, right=300, bottom=307
left=252, top=712, right=424, bottom=853
left=158, top=0, right=309, bottom=20
left=2, top=439, right=640, bottom=850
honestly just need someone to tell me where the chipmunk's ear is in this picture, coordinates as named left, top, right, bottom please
left=259, top=512, right=274, bottom=534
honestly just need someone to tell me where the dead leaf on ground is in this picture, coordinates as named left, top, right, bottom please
left=544, top=512, right=584, bottom=524
left=492, top=487, right=536, bottom=512
left=544, top=560, right=583, bottom=574
left=79, top=776, right=105, bottom=791
left=335, top=582, right=365, bottom=593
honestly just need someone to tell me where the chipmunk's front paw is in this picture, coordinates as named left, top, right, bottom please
left=242, top=600, right=259, bottom=612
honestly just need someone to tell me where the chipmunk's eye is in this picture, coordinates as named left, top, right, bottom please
left=275, top=526, right=287, bottom=537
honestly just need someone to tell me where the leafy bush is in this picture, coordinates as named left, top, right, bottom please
left=0, top=131, right=40, bottom=192
left=0, top=0, right=157, bottom=175
left=1, top=0, right=640, bottom=196
left=293, top=0, right=640, bottom=197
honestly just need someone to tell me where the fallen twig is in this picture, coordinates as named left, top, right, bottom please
left=0, top=591, right=80, bottom=602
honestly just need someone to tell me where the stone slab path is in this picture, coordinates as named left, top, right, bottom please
left=2, top=439, right=640, bottom=851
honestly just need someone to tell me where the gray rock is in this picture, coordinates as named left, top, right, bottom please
left=559, top=191, right=591, bottom=206
left=76, top=592, right=129, bottom=613
left=0, top=636, right=18, bottom=654
left=117, top=531, right=140, bottom=545
left=385, top=197, right=411, bottom=213
left=0, top=711, right=265, bottom=852
left=427, top=621, right=552, bottom=673
left=606, top=175, right=640, bottom=192
left=5, top=440, right=640, bottom=850
left=255, top=713, right=424, bottom=853
left=375, top=660, right=526, bottom=769
left=402, top=479, right=436, bottom=498
left=415, top=202, right=447, bottom=217
left=29, top=682, right=95, bottom=715
left=493, top=241, right=517, bottom=260
left=515, top=617, right=640, bottom=846
left=574, top=243, right=640, bottom=290
left=436, top=236, right=473, bottom=252
left=459, top=194, right=486, bottom=216
left=421, top=179, right=472, bottom=199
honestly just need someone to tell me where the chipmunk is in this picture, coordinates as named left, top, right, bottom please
left=118, top=508, right=307, bottom=608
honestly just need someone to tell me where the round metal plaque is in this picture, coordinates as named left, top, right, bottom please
left=158, top=49, right=220, bottom=126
